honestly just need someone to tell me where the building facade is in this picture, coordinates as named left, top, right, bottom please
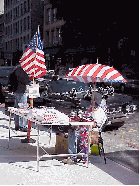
left=43, top=0, right=65, bottom=70
left=0, top=14, right=4, bottom=65
left=4, top=0, right=44, bottom=66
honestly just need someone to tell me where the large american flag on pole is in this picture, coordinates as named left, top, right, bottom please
left=20, top=29, right=46, bottom=80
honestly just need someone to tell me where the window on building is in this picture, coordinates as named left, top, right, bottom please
left=20, top=37, right=22, bottom=49
left=24, top=1, right=26, bottom=13
left=24, top=17, right=26, bottom=31
left=20, top=20, right=22, bottom=33
left=6, top=13, right=7, bottom=23
left=13, top=8, right=15, bottom=19
left=48, top=9, right=50, bottom=24
left=10, top=24, right=12, bottom=35
left=24, top=36, right=26, bottom=43
left=27, top=35, right=29, bottom=44
left=8, top=11, right=10, bottom=23
left=13, top=23, right=14, bottom=34
left=27, top=16, right=30, bottom=29
left=16, top=22, right=17, bottom=33
left=6, top=42, right=7, bottom=50
left=8, top=26, right=10, bottom=35
left=17, top=21, right=19, bottom=33
left=46, top=31, right=49, bottom=46
left=27, top=0, right=30, bottom=11
left=10, top=40, right=13, bottom=50
left=17, top=6, right=19, bottom=17
left=15, top=39, right=17, bottom=50
left=10, top=10, right=12, bottom=21
left=5, top=0, right=7, bottom=6
left=15, top=7, right=17, bottom=18
left=51, top=31, right=54, bottom=45
left=6, top=27, right=7, bottom=35
left=17, top=38, right=19, bottom=49
left=14, top=23, right=16, bottom=34
left=52, top=9, right=56, bottom=23
left=8, top=41, right=10, bottom=50
left=21, top=3, right=23, bottom=15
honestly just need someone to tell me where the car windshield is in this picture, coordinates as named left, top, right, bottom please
left=48, top=79, right=89, bottom=93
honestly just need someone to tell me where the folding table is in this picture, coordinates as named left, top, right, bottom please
left=8, top=107, right=93, bottom=172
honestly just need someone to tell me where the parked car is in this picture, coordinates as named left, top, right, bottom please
left=96, top=73, right=139, bottom=94
left=47, top=78, right=89, bottom=95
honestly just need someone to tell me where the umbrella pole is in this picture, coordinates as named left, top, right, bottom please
left=89, top=58, right=98, bottom=156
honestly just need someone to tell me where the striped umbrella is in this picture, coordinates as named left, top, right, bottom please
left=66, top=63, right=127, bottom=158
left=65, top=64, right=127, bottom=83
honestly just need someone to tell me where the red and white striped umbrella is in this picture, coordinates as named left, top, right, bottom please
left=66, top=64, right=127, bottom=83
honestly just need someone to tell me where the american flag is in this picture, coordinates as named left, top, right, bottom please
left=20, top=29, right=46, bottom=80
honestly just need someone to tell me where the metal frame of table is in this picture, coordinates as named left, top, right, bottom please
left=8, top=107, right=93, bottom=172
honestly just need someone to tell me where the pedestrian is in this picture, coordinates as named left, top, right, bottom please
left=8, top=65, right=30, bottom=132
left=0, top=83, right=5, bottom=103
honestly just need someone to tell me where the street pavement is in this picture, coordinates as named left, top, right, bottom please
left=0, top=110, right=139, bottom=185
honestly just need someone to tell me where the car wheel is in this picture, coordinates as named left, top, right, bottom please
left=120, top=84, right=125, bottom=93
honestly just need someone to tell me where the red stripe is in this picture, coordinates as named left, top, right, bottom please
left=23, top=62, right=35, bottom=73
left=91, top=65, right=104, bottom=77
left=77, top=64, right=90, bottom=76
left=81, top=64, right=94, bottom=76
left=36, top=51, right=44, bottom=59
left=123, top=78, right=127, bottom=82
left=101, top=67, right=115, bottom=79
left=109, top=72, right=122, bottom=80
left=35, top=67, right=46, bottom=74
left=36, top=57, right=46, bottom=65
left=35, top=70, right=46, bottom=78
left=20, top=47, right=35, bottom=63
left=21, top=58, right=35, bottom=70
left=70, top=66, right=80, bottom=76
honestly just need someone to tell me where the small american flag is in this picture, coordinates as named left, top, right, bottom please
left=20, top=29, right=46, bottom=80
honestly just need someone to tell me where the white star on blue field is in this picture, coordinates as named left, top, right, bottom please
left=29, top=31, right=43, bottom=52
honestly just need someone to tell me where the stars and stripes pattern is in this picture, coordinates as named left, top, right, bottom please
left=66, top=64, right=127, bottom=83
left=20, top=30, right=46, bottom=80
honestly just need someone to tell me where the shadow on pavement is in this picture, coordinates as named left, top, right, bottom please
left=0, top=138, right=55, bottom=164
left=105, top=150, right=139, bottom=174
left=90, top=151, right=139, bottom=185
left=103, top=121, right=125, bottom=132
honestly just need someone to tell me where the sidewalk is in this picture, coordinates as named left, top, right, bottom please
left=0, top=111, right=139, bottom=185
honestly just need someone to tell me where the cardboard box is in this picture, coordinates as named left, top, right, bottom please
left=55, top=135, right=68, bottom=154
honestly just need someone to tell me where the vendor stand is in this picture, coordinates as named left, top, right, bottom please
left=8, top=106, right=94, bottom=172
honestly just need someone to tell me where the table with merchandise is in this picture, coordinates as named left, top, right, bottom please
left=8, top=106, right=95, bottom=172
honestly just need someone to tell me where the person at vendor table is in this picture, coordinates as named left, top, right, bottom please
left=8, top=65, right=30, bottom=132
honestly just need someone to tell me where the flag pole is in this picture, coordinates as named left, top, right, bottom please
left=33, top=25, right=40, bottom=84
left=21, top=26, right=40, bottom=144
left=92, top=58, right=98, bottom=115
